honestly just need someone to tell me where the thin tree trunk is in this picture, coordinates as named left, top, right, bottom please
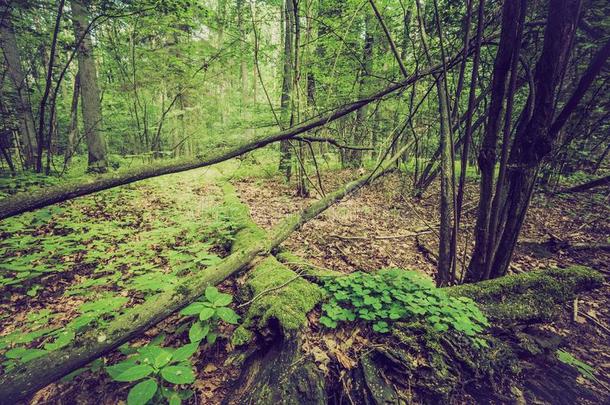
left=35, top=0, right=65, bottom=173
left=486, top=0, right=584, bottom=279
left=278, top=0, right=294, bottom=180
left=71, top=0, right=108, bottom=173
left=348, top=10, right=374, bottom=168
left=466, top=0, right=523, bottom=281
left=64, top=73, right=81, bottom=165
left=454, top=0, right=485, bottom=245
left=0, top=2, right=38, bottom=169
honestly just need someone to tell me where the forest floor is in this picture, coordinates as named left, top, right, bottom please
left=1, top=161, right=609, bottom=404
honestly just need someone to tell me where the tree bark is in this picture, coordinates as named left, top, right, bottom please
left=0, top=1, right=38, bottom=168
left=347, top=9, right=374, bottom=168
left=278, top=0, right=295, bottom=180
left=467, top=0, right=524, bottom=281
left=487, top=0, right=583, bottom=279
left=70, top=0, right=108, bottom=173
left=64, top=72, right=80, bottom=165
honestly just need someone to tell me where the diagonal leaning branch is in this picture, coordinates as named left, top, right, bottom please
left=0, top=143, right=411, bottom=403
left=0, top=60, right=448, bottom=220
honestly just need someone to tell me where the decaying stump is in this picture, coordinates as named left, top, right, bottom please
left=226, top=254, right=326, bottom=404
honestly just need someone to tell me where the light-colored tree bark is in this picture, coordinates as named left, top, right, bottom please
left=70, top=0, right=107, bottom=173
left=0, top=2, right=38, bottom=168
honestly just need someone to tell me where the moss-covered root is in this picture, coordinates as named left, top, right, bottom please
left=447, top=266, right=604, bottom=323
left=232, top=256, right=325, bottom=346
left=224, top=337, right=326, bottom=405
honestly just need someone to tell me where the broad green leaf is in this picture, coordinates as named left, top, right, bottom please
left=112, top=364, right=154, bottom=382
left=180, top=302, right=206, bottom=316
left=160, top=365, right=195, bottom=385
left=106, top=360, right=139, bottom=380
left=213, top=293, right=232, bottom=307
left=171, top=343, right=199, bottom=362
left=204, top=286, right=220, bottom=303
left=127, top=379, right=158, bottom=405
left=216, top=307, right=239, bottom=324
left=198, top=308, right=215, bottom=321
left=188, top=322, right=209, bottom=343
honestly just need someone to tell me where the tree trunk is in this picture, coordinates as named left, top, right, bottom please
left=64, top=73, right=80, bottom=165
left=278, top=0, right=295, bottom=181
left=467, top=0, right=524, bottom=281
left=71, top=0, right=108, bottom=173
left=485, top=0, right=583, bottom=279
left=0, top=1, right=38, bottom=169
left=347, top=10, right=374, bottom=168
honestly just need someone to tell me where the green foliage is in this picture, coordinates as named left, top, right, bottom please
left=0, top=293, right=129, bottom=370
left=180, top=286, right=239, bottom=345
left=106, top=342, right=197, bottom=405
left=320, top=269, right=490, bottom=347
left=556, top=349, right=599, bottom=382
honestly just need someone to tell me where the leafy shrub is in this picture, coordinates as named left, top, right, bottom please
left=106, top=342, right=199, bottom=405
left=180, top=286, right=239, bottom=345
left=319, top=269, right=489, bottom=347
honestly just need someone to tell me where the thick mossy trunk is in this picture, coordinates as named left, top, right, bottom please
left=447, top=266, right=603, bottom=323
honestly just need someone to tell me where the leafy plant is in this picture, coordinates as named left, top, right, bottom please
left=556, top=349, right=599, bottom=382
left=319, top=269, right=490, bottom=347
left=106, top=342, right=199, bottom=405
left=180, top=286, right=239, bottom=345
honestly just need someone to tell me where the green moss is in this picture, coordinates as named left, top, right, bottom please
left=240, top=256, right=324, bottom=338
left=447, top=266, right=603, bottom=323
left=219, top=182, right=267, bottom=252
left=275, top=250, right=342, bottom=279
left=231, top=325, right=254, bottom=346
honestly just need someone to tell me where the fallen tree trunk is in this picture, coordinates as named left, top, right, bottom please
left=555, top=174, right=610, bottom=194
left=0, top=59, right=449, bottom=220
left=0, top=143, right=410, bottom=403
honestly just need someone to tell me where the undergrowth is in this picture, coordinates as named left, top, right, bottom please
left=320, top=269, right=490, bottom=347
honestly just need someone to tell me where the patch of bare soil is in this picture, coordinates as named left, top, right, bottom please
left=234, top=169, right=610, bottom=402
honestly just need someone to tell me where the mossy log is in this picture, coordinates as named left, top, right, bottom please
left=231, top=256, right=324, bottom=345
left=447, top=266, right=604, bottom=323
left=0, top=145, right=409, bottom=403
